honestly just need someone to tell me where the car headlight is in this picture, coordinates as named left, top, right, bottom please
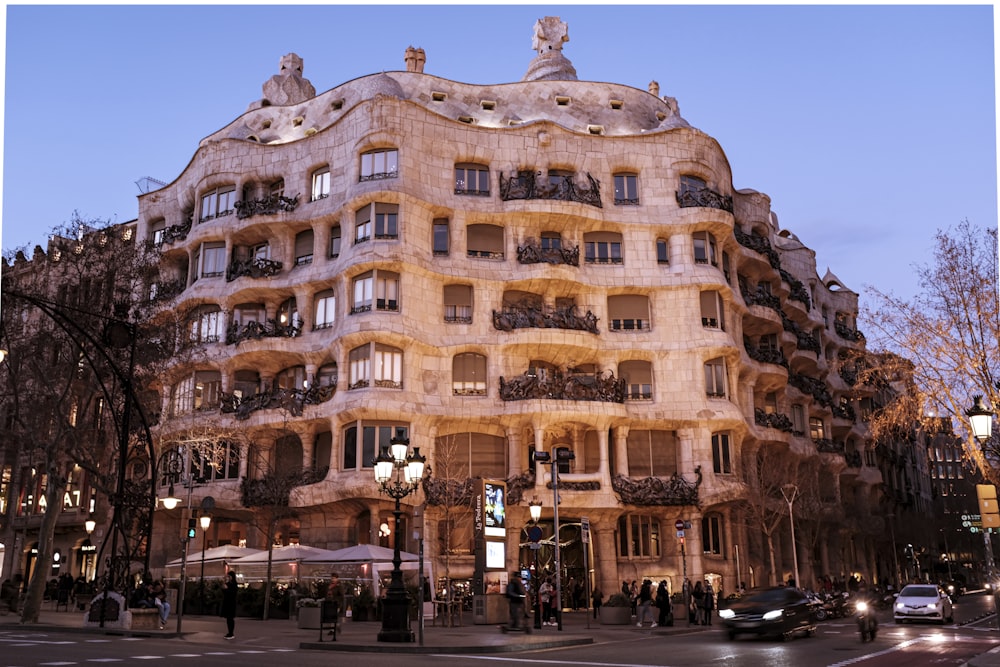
left=895, top=602, right=905, bottom=610
left=856, top=601, right=868, bottom=613
left=762, top=609, right=783, bottom=621
left=928, top=603, right=937, bottom=610
left=719, top=609, right=735, bottom=619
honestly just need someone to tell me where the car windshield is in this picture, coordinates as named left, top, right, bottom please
left=747, top=588, right=800, bottom=604
left=900, top=586, right=938, bottom=598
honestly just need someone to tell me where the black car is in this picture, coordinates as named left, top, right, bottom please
left=718, top=587, right=817, bottom=641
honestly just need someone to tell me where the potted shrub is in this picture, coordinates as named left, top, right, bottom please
left=351, top=586, right=376, bottom=622
left=599, top=592, right=633, bottom=625
left=296, top=598, right=321, bottom=629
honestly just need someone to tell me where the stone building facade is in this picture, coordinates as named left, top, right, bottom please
left=123, top=17, right=897, bottom=599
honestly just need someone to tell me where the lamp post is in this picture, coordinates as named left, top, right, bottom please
left=373, top=429, right=426, bottom=642
left=159, top=466, right=205, bottom=635
left=967, top=395, right=997, bottom=580
left=528, top=498, right=543, bottom=630
left=84, top=518, right=97, bottom=582
left=781, top=484, right=800, bottom=589
left=199, top=513, right=211, bottom=614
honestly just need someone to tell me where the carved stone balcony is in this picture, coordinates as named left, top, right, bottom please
left=234, top=194, right=300, bottom=219
left=499, top=368, right=625, bottom=403
left=734, top=227, right=779, bottom=267
left=516, top=240, right=580, bottom=266
left=611, top=467, right=702, bottom=506
left=499, top=170, right=602, bottom=208
left=741, top=286, right=782, bottom=313
left=226, top=257, right=283, bottom=282
left=225, top=318, right=301, bottom=345
left=781, top=314, right=820, bottom=353
left=492, top=302, right=599, bottom=334
left=814, top=439, right=844, bottom=455
left=676, top=187, right=733, bottom=213
left=220, top=384, right=334, bottom=420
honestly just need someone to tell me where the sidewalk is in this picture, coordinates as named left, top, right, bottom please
left=0, top=606, right=708, bottom=654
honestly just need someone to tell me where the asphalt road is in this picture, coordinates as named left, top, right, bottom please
left=2, top=594, right=999, bottom=667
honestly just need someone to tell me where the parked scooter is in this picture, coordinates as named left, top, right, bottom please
left=856, top=599, right=878, bottom=642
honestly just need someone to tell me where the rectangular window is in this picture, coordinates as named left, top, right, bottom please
left=374, top=344, right=403, bottom=387
left=702, top=515, right=722, bottom=555
left=375, top=273, right=399, bottom=311
left=712, top=432, right=732, bottom=474
left=352, top=274, right=373, bottom=313
left=200, top=187, right=235, bottom=222
left=355, top=206, right=372, bottom=244
left=613, top=174, right=639, bottom=205
left=444, top=284, right=473, bottom=323
left=626, top=430, right=677, bottom=477
left=311, top=168, right=330, bottom=201
left=343, top=424, right=405, bottom=471
left=360, top=149, right=399, bottom=181
left=349, top=345, right=371, bottom=388
left=656, top=238, right=669, bottom=264
left=704, top=358, right=727, bottom=398
left=693, top=231, right=718, bottom=266
left=617, top=514, right=661, bottom=559
left=792, top=404, right=806, bottom=435
left=294, top=230, right=314, bottom=266
left=809, top=417, right=825, bottom=440
left=201, top=242, right=226, bottom=278
left=374, top=203, right=398, bottom=239
left=314, top=290, right=336, bottom=329
left=194, top=371, right=221, bottom=411
left=584, top=232, right=623, bottom=265
left=700, top=291, right=725, bottom=330
left=455, top=164, right=490, bottom=196
left=433, top=219, right=450, bottom=255
left=330, top=225, right=342, bottom=258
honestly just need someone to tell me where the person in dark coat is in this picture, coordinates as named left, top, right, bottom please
left=221, top=572, right=238, bottom=639
left=656, top=580, right=673, bottom=626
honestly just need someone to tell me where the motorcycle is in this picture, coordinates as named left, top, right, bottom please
left=856, top=599, right=878, bottom=642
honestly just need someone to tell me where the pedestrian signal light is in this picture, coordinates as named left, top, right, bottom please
left=187, top=518, right=197, bottom=539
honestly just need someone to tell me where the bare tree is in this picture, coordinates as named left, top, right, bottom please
left=1, top=215, right=165, bottom=622
left=860, top=220, right=1000, bottom=480
left=737, top=443, right=801, bottom=587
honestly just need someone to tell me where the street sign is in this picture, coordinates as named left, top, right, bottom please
left=675, top=519, right=685, bottom=531
left=581, top=516, right=590, bottom=544
left=677, top=530, right=685, bottom=538
left=527, top=525, right=543, bottom=542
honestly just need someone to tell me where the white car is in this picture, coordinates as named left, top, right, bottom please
left=894, top=584, right=954, bottom=624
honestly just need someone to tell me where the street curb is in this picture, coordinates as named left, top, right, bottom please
left=300, top=636, right=593, bottom=653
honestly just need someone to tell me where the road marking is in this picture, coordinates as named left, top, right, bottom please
left=130, top=657, right=165, bottom=660
left=84, top=640, right=112, bottom=643
left=439, top=657, right=669, bottom=667
left=166, top=655, right=201, bottom=658
left=86, top=660, right=122, bottom=663
left=39, top=663, right=77, bottom=666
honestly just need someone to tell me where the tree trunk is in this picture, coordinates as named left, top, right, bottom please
left=21, top=472, right=66, bottom=623
left=765, top=531, right=778, bottom=588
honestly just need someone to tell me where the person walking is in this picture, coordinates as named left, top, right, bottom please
left=591, top=586, right=603, bottom=620
left=655, top=580, right=673, bottom=627
left=324, top=575, right=345, bottom=635
left=505, top=572, right=527, bottom=630
left=636, top=579, right=655, bottom=628
left=221, top=571, right=238, bottom=640
left=539, top=577, right=555, bottom=626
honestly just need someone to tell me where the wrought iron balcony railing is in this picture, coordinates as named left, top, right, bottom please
left=814, top=438, right=844, bottom=455
left=779, top=269, right=812, bottom=310
left=226, top=257, right=283, bottom=282
left=676, top=187, right=733, bottom=213
left=220, top=383, right=334, bottom=420
left=789, top=373, right=834, bottom=407
left=734, top=227, right=779, bottom=268
left=834, top=320, right=866, bottom=342
left=234, top=194, right=299, bottom=220
left=492, top=302, right=599, bottom=334
left=499, top=170, right=603, bottom=208
left=611, top=467, right=702, bottom=507
left=160, top=218, right=192, bottom=245
left=754, top=408, right=794, bottom=433
left=225, top=318, right=301, bottom=345
left=499, top=368, right=625, bottom=403
left=516, top=240, right=580, bottom=266
left=744, top=342, right=788, bottom=368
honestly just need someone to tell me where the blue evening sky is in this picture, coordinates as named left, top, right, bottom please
left=1, top=4, right=996, bottom=304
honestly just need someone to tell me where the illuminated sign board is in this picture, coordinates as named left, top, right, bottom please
left=483, top=480, right=507, bottom=538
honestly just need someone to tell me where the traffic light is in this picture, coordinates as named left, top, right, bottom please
left=187, top=518, right=197, bottom=539
left=555, top=446, right=575, bottom=474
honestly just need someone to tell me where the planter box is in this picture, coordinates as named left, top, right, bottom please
left=297, top=606, right=321, bottom=629
left=599, top=606, right=632, bottom=625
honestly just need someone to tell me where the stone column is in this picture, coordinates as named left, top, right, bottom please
left=613, top=427, right=629, bottom=477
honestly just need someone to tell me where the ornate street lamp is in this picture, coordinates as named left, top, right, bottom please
left=199, top=513, right=212, bottom=615
left=967, top=395, right=995, bottom=444
left=373, top=429, right=426, bottom=642
left=528, top=498, right=543, bottom=629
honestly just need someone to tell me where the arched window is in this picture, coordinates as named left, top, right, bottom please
left=360, top=148, right=399, bottom=181
left=311, top=167, right=330, bottom=201
left=704, top=357, right=727, bottom=398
